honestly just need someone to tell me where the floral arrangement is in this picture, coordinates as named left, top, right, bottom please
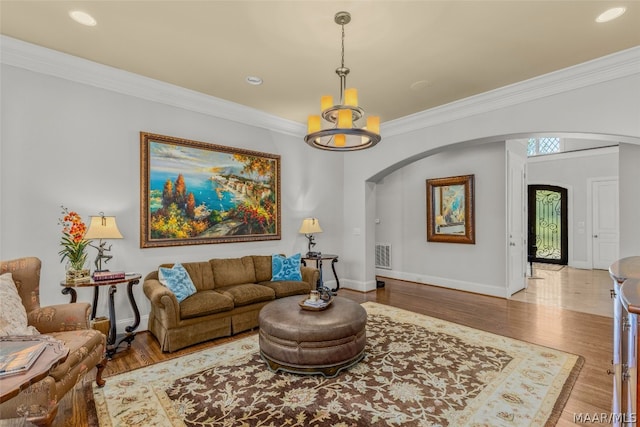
left=58, top=205, right=90, bottom=271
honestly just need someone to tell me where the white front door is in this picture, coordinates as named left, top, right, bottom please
left=507, top=150, right=527, bottom=295
left=592, top=178, right=619, bottom=269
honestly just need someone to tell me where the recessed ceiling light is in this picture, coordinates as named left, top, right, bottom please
left=596, top=7, right=626, bottom=23
left=69, top=10, right=97, bottom=27
left=246, top=76, right=263, bottom=86
left=410, top=80, right=431, bottom=91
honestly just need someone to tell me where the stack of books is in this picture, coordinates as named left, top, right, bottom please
left=0, top=340, right=47, bottom=378
left=92, top=271, right=126, bottom=281
left=303, top=299, right=329, bottom=309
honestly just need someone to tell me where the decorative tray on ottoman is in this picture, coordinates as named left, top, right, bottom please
left=299, top=297, right=334, bottom=311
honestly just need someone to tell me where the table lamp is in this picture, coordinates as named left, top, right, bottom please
left=84, top=212, right=124, bottom=272
left=299, top=218, right=323, bottom=257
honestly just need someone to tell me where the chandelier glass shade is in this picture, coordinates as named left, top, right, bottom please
left=304, top=11, right=381, bottom=151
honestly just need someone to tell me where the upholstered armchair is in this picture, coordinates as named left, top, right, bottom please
left=0, top=257, right=107, bottom=426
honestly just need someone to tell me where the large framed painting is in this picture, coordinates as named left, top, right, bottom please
left=426, top=174, right=475, bottom=244
left=140, top=132, right=281, bottom=248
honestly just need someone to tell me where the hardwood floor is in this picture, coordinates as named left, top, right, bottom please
left=53, top=277, right=612, bottom=426
left=511, top=264, right=613, bottom=318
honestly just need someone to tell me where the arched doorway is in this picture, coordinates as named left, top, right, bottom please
left=527, top=185, right=568, bottom=265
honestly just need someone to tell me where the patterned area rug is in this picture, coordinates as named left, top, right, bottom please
left=94, top=302, right=582, bottom=426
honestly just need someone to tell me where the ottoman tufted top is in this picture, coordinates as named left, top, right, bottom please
left=259, top=296, right=367, bottom=343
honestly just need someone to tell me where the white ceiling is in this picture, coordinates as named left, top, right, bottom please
left=1, top=1, right=639, bottom=125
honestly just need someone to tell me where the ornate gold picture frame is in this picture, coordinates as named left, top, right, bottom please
left=140, top=132, right=281, bottom=248
left=426, top=174, right=475, bottom=244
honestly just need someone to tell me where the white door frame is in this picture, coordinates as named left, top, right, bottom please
left=506, top=145, right=527, bottom=296
left=587, top=176, right=619, bottom=269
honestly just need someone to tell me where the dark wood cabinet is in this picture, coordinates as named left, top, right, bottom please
left=610, top=257, right=640, bottom=426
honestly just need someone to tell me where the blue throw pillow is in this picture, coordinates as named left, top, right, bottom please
left=271, top=253, right=302, bottom=281
left=158, top=263, right=197, bottom=303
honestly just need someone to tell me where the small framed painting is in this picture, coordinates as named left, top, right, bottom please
left=426, top=174, right=475, bottom=244
left=140, top=132, right=281, bottom=248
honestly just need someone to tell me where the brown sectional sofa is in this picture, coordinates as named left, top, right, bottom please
left=143, top=255, right=319, bottom=352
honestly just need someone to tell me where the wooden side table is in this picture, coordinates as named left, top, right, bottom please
left=0, top=336, right=68, bottom=404
left=302, top=253, right=340, bottom=293
left=60, top=273, right=142, bottom=359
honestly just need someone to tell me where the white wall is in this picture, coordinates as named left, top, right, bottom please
left=0, top=61, right=343, bottom=332
left=527, top=147, right=619, bottom=268
left=619, top=143, right=640, bottom=257
left=343, top=48, right=640, bottom=291
left=562, top=138, right=617, bottom=152
left=375, top=142, right=507, bottom=296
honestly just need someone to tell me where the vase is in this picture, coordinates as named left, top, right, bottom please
left=65, top=262, right=91, bottom=284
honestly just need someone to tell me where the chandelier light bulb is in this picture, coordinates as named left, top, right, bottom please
left=321, top=96, right=333, bottom=111
left=337, top=110, right=352, bottom=128
left=345, top=88, right=358, bottom=107
left=308, top=115, right=321, bottom=134
left=367, top=116, right=380, bottom=135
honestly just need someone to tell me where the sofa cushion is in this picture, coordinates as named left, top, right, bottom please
left=215, top=284, right=275, bottom=307
left=271, top=253, right=302, bottom=281
left=158, top=263, right=197, bottom=303
left=252, top=255, right=273, bottom=283
left=178, top=261, right=216, bottom=291
left=259, top=280, right=311, bottom=298
left=179, top=290, right=234, bottom=320
left=0, top=273, right=39, bottom=336
left=210, top=257, right=257, bottom=287
left=158, top=262, right=214, bottom=290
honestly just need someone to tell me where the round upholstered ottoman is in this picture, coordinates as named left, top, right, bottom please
left=259, top=295, right=367, bottom=377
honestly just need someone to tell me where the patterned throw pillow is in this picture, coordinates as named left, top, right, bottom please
left=158, top=263, right=197, bottom=303
left=271, top=253, right=302, bottom=281
left=0, top=273, right=39, bottom=336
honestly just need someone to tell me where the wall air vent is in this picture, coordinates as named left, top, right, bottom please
left=375, top=243, right=391, bottom=269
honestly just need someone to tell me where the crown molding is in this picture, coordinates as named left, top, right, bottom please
left=2, top=36, right=638, bottom=140
left=0, top=36, right=304, bottom=137
left=383, top=46, right=640, bottom=137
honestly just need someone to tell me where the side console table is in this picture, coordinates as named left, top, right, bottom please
left=0, top=336, right=68, bottom=404
left=60, top=273, right=142, bottom=359
left=609, top=256, right=640, bottom=426
left=302, top=253, right=340, bottom=293
left=621, top=278, right=640, bottom=426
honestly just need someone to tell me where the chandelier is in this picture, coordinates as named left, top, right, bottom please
left=304, top=11, right=381, bottom=151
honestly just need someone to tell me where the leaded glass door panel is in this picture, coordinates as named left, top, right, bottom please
left=527, top=185, right=568, bottom=265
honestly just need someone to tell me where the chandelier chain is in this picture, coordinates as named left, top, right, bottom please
left=341, top=23, right=345, bottom=70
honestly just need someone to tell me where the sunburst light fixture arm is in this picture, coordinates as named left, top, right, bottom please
left=304, top=11, right=381, bottom=152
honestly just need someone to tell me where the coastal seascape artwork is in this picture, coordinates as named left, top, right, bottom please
left=140, top=133, right=280, bottom=248
left=426, top=174, right=475, bottom=244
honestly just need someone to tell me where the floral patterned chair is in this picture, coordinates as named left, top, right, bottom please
left=0, top=257, right=107, bottom=426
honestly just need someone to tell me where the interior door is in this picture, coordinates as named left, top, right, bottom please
left=507, top=150, right=527, bottom=295
left=592, top=178, right=619, bottom=269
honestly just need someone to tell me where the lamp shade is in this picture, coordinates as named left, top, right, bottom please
left=298, top=218, right=323, bottom=234
left=84, top=215, right=124, bottom=240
